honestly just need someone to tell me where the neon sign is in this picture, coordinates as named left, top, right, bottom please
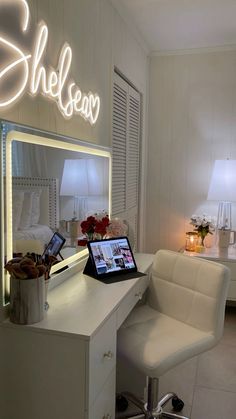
left=0, top=0, right=100, bottom=125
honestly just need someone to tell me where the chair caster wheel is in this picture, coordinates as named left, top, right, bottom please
left=172, top=396, right=184, bottom=412
left=116, top=394, right=129, bottom=412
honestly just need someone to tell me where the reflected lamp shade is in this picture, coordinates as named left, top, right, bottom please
left=60, top=159, right=104, bottom=197
left=207, top=160, right=236, bottom=230
left=60, top=159, right=104, bottom=220
left=60, top=159, right=89, bottom=197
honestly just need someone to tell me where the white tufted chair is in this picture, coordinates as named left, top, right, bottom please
left=117, top=249, right=230, bottom=418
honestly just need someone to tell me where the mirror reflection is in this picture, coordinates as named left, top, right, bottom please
left=2, top=122, right=111, bottom=304
left=12, top=141, right=109, bottom=252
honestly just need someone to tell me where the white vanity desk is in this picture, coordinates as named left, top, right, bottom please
left=1, top=253, right=154, bottom=419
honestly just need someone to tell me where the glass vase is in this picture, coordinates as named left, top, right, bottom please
left=200, top=236, right=205, bottom=246
left=86, top=232, right=94, bottom=241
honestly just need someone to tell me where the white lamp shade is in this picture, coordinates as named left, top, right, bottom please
left=60, top=159, right=89, bottom=196
left=86, top=159, right=104, bottom=195
left=207, top=160, right=236, bottom=202
left=60, top=159, right=105, bottom=197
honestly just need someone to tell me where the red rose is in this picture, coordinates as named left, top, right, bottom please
left=101, top=216, right=110, bottom=227
left=94, top=220, right=106, bottom=236
left=81, top=215, right=110, bottom=237
left=80, top=216, right=97, bottom=234
left=87, top=216, right=96, bottom=224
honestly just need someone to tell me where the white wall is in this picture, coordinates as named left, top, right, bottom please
left=0, top=0, right=148, bottom=148
left=147, top=50, right=236, bottom=253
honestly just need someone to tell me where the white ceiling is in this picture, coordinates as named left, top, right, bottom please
left=111, top=0, right=236, bottom=54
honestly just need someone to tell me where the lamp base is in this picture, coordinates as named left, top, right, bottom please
left=218, top=229, right=231, bottom=248
left=217, top=202, right=231, bottom=230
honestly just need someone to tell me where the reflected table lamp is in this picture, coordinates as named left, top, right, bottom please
left=207, top=159, right=236, bottom=248
left=60, top=159, right=103, bottom=244
left=60, top=159, right=89, bottom=245
left=60, top=159, right=89, bottom=221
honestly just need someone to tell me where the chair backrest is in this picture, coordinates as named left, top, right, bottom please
left=148, top=250, right=230, bottom=341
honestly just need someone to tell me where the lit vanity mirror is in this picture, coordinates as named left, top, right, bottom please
left=1, top=121, right=111, bottom=304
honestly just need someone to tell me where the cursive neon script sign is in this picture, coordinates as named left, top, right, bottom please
left=0, top=0, right=100, bottom=125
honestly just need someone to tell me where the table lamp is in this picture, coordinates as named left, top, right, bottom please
left=60, top=159, right=89, bottom=221
left=207, top=159, right=236, bottom=248
left=60, top=158, right=104, bottom=220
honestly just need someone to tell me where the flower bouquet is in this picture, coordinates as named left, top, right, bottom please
left=80, top=213, right=110, bottom=240
left=80, top=212, right=127, bottom=242
left=190, top=214, right=215, bottom=246
left=106, top=217, right=128, bottom=238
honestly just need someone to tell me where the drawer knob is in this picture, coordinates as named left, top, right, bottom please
left=103, top=350, right=113, bottom=360
left=135, top=292, right=142, bottom=300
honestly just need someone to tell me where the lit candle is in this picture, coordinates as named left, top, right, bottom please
left=185, top=232, right=198, bottom=252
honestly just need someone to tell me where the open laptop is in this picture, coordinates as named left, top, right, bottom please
left=83, top=236, right=146, bottom=283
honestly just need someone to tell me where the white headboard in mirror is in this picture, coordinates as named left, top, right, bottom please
left=12, top=177, right=59, bottom=254
left=1, top=121, right=111, bottom=306
left=12, top=176, right=59, bottom=230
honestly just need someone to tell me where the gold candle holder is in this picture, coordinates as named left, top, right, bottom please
left=185, top=232, right=198, bottom=252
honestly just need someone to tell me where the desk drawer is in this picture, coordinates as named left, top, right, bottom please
left=89, top=369, right=116, bottom=419
left=117, top=275, right=149, bottom=329
left=89, top=312, right=116, bottom=404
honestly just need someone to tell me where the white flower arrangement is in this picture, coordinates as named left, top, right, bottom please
left=190, top=214, right=215, bottom=230
left=190, top=214, right=216, bottom=245
left=106, top=218, right=128, bottom=238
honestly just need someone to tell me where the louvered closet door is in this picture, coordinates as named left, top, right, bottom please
left=112, top=74, right=127, bottom=216
left=112, top=72, right=141, bottom=249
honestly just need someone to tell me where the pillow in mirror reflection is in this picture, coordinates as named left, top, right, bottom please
left=18, top=191, right=34, bottom=230
left=12, top=190, right=24, bottom=232
left=31, top=190, right=42, bottom=225
left=18, top=190, right=44, bottom=230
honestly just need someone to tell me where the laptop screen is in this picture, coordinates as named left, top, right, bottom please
left=87, top=236, right=137, bottom=278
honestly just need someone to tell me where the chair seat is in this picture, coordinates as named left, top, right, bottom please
left=117, top=304, right=215, bottom=377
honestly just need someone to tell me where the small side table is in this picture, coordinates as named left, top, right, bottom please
left=184, top=246, right=236, bottom=302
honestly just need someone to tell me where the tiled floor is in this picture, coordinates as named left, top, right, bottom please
left=116, top=306, right=236, bottom=419
left=191, top=306, right=236, bottom=419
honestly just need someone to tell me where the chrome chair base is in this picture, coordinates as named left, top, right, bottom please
left=119, top=377, right=190, bottom=419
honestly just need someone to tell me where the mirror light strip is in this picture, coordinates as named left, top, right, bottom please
left=7, top=131, right=111, bottom=158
